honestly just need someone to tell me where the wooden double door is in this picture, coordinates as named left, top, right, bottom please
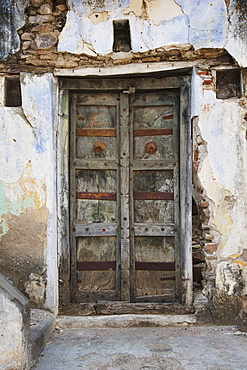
left=70, top=82, right=181, bottom=304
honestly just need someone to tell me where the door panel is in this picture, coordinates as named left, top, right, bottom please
left=70, top=87, right=180, bottom=304
left=130, top=90, right=179, bottom=303
left=70, top=91, right=120, bottom=303
left=76, top=236, right=116, bottom=302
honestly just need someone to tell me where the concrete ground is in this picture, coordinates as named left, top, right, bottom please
left=33, top=323, right=247, bottom=370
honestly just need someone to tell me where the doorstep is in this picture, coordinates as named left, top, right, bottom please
left=57, top=313, right=197, bottom=329
left=30, top=309, right=56, bottom=366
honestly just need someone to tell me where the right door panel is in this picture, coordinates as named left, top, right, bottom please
left=130, top=90, right=180, bottom=303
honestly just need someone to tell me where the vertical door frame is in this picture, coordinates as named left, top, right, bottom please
left=57, top=71, right=193, bottom=308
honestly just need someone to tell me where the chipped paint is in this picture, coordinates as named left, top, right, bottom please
left=231, top=261, right=247, bottom=267
left=89, top=11, right=110, bottom=25
left=230, top=254, right=240, bottom=260
left=0, top=73, right=58, bottom=311
left=0, top=0, right=247, bottom=322
left=0, top=163, right=46, bottom=238
left=123, top=0, right=183, bottom=25
left=0, top=0, right=28, bottom=60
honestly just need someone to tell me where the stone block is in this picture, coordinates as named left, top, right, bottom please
left=56, top=4, right=67, bottom=12
left=38, top=4, right=53, bottom=15
left=204, top=243, right=217, bottom=253
left=30, top=0, right=45, bottom=7
left=32, top=24, right=55, bottom=33
left=31, top=33, right=58, bottom=50
left=29, top=15, right=54, bottom=24
left=21, top=33, right=35, bottom=41
left=199, top=201, right=209, bottom=208
left=0, top=273, right=30, bottom=369
left=203, top=232, right=214, bottom=241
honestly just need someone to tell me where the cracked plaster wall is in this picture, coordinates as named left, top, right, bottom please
left=192, top=69, right=247, bottom=301
left=0, top=74, right=58, bottom=311
left=58, top=0, right=247, bottom=66
left=0, top=0, right=28, bottom=61
left=0, top=0, right=247, bottom=318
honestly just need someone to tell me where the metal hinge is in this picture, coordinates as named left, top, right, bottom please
left=123, top=86, right=136, bottom=94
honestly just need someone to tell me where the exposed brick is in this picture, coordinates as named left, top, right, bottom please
left=203, top=79, right=213, bottom=86
left=142, top=57, right=160, bottom=62
left=38, top=4, right=53, bottom=15
left=28, top=15, right=54, bottom=24
left=23, top=41, right=32, bottom=50
left=200, top=201, right=209, bottom=208
left=30, top=0, right=45, bottom=7
left=203, top=232, right=214, bottom=241
left=204, top=243, right=218, bottom=253
left=56, top=4, right=68, bottom=12
left=31, top=33, right=58, bottom=50
left=21, top=33, right=35, bottom=41
left=39, top=53, right=58, bottom=60
left=31, top=24, right=55, bottom=33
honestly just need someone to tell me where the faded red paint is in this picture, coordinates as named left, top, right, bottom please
left=134, top=128, right=173, bottom=136
left=76, top=192, right=116, bottom=200
left=134, top=191, right=174, bottom=200
left=76, top=128, right=116, bottom=137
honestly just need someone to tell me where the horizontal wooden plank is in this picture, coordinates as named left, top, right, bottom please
left=77, top=261, right=116, bottom=270
left=60, top=74, right=190, bottom=90
left=75, top=223, right=117, bottom=236
left=76, top=128, right=116, bottom=137
left=74, top=159, right=118, bottom=170
left=131, top=159, right=175, bottom=170
left=135, top=294, right=176, bottom=303
left=76, top=192, right=116, bottom=201
left=135, top=261, right=175, bottom=271
left=76, top=290, right=116, bottom=303
left=134, top=191, right=174, bottom=200
left=134, top=129, right=173, bottom=137
left=160, top=276, right=176, bottom=281
left=95, top=301, right=191, bottom=315
left=133, top=224, right=176, bottom=236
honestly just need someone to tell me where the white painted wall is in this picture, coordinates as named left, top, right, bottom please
left=0, top=74, right=58, bottom=312
left=194, top=70, right=247, bottom=294
left=58, top=0, right=247, bottom=66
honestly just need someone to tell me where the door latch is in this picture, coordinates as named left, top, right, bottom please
left=123, top=86, right=136, bottom=94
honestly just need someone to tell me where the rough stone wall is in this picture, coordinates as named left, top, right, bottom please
left=0, top=0, right=247, bottom=323
left=0, top=0, right=240, bottom=71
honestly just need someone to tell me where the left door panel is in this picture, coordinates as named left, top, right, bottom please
left=70, top=92, right=120, bottom=303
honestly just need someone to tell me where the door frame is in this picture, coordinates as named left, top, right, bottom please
left=57, top=70, right=192, bottom=309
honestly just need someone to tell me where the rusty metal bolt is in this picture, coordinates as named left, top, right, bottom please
left=93, top=140, right=106, bottom=154
left=145, top=141, right=157, bottom=154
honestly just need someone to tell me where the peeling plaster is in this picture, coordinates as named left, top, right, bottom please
left=197, top=87, right=247, bottom=258
left=58, top=0, right=233, bottom=56
left=89, top=11, right=110, bottom=25
left=177, top=0, right=228, bottom=49
left=0, top=0, right=28, bottom=61
left=225, top=0, right=247, bottom=67
left=0, top=73, right=58, bottom=311
left=123, top=0, right=183, bottom=25
left=57, top=0, right=247, bottom=69
left=216, top=261, right=247, bottom=296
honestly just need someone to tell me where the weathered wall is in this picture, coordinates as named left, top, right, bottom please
left=58, top=0, right=247, bottom=66
left=0, top=273, right=30, bottom=370
left=0, top=73, right=58, bottom=311
left=0, top=0, right=247, bottom=323
left=191, top=67, right=247, bottom=324
left=0, top=0, right=28, bottom=61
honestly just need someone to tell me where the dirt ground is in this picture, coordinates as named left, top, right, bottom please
left=33, top=325, right=247, bottom=369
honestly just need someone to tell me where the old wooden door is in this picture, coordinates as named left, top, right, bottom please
left=70, top=83, right=181, bottom=304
